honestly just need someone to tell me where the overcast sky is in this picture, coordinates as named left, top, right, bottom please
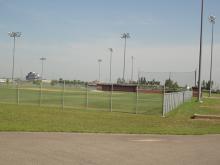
left=0, top=0, right=219, bottom=85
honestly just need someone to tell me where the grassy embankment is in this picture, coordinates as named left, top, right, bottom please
left=0, top=94, right=220, bottom=134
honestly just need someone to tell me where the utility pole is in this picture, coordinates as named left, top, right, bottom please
left=198, top=0, right=204, bottom=102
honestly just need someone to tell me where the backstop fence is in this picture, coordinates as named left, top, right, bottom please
left=0, top=71, right=195, bottom=116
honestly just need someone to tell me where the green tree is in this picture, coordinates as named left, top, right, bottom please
left=117, top=78, right=125, bottom=84
left=165, top=79, right=179, bottom=91
left=51, top=80, right=58, bottom=86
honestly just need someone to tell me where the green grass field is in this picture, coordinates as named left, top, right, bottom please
left=0, top=96, right=220, bottom=134
left=1, top=85, right=220, bottom=135
left=0, top=85, right=163, bottom=115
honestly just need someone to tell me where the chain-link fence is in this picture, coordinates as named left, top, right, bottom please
left=0, top=81, right=162, bottom=115
left=162, top=90, right=193, bottom=116
left=138, top=71, right=195, bottom=116
left=0, top=71, right=195, bottom=116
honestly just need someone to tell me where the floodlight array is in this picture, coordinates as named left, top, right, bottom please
left=209, top=15, right=216, bottom=24
left=8, top=32, right=22, bottom=38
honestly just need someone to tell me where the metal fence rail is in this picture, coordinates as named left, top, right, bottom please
left=163, top=91, right=193, bottom=116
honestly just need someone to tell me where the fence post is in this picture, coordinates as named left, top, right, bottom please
left=110, top=83, right=113, bottom=112
left=86, top=83, right=88, bottom=109
left=17, top=82, right=19, bottom=105
left=162, top=85, right=166, bottom=117
left=135, top=84, right=139, bottom=114
left=183, top=91, right=185, bottom=103
left=39, top=81, right=42, bottom=106
left=62, top=80, right=65, bottom=110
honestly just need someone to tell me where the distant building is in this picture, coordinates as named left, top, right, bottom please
left=42, top=79, right=51, bottom=83
left=97, top=83, right=163, bottom=94
left=97, top=83, right=137, bottom=92
left=26, top=72, right=40, bottom=80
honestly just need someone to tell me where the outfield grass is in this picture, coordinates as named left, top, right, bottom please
left=0, top=96, right=220, bottom=134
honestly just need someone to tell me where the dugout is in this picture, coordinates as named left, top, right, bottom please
left=97, top=83, right=137, bottom=92
left=192, top=87, right=202, bottom=97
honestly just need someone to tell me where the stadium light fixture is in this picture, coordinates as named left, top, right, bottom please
left=121, top=33, right=130, bottom=82
left=198, top=0, right=204, bottom=102
left=109, top=48, right=113, bottom=83
left=40, top=57, right=46, bottom=80
left=98, top=59, right=102, bottom=82
left=208, top=15, right=216, bottom=97
left=8, top=32, right=22, bottom=81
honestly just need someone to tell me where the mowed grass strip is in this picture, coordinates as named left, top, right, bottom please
left=0, top=96, right=220, bottom=134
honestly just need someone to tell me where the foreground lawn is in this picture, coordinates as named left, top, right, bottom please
left=0, top=97, right=220, bottom=135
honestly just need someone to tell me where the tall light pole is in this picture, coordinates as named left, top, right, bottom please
left=109, top=48, right=113, bottom=83
left=98, top=59, right=102, bottom=82
left=40, top=57, right=46, bottom=80
left=198, top=0, right=204, bottom=102
left=8, top=32, right=22, bottom=82
left=131, top=56, right=134, bottom=82
left=121, top=33, right=130, bottom=82
left=109, top=48, right=113, bottom=112
left=208, top=15, right=216, bottom=97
